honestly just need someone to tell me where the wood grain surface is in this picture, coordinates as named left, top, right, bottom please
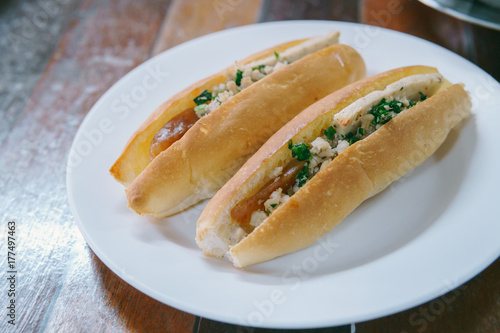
left=0, top=0, right=499, bottom=332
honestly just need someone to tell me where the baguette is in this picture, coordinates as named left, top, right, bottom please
left=116, top=32, right=366, bottom=217
left=196, top=66, right=472, bottom=267
left=111, top=31, right=342, bottom=186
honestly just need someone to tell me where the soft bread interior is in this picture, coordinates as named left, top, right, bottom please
left=334, top=73, right=443, bottom=135
left=242, top=31, right=340, bottom=69
left=196, top=66, right=441, bottom=259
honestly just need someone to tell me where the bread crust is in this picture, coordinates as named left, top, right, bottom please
left=110, top=38, right=319, bottom=186
left=195, top=67, right=471, bottom=267
left=126, top=43, right=366, bottom=217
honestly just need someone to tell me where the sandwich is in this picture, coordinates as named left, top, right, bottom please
left=196, top=66, right=472, bottom=267
left=111, top=31, right=366, bottom=217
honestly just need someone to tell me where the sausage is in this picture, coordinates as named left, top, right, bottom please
left=230, top=159, right=305, bottom=233
left=149, top=107, right=199, bottom=160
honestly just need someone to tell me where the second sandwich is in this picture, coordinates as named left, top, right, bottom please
left=196, top=65, right=472, bottom=267
left=119, top=32, right=366, bottom=217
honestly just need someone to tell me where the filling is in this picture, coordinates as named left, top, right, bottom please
left=230, top=73, right=444, bottom=238
left=149, top=31, right=339, bottom=160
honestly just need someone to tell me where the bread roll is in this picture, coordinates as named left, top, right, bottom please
left=125, top=42, right=366, bottom=217
left=196, top=66, right=471, bottom=267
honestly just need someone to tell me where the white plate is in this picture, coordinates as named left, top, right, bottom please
left=419, top=0, right=500, bottom=30
left=67, top=21, right=500, bottom=329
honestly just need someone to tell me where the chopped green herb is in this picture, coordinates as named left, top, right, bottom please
left=288, top=140, right=293, bottom=149
left=296, top=164, right=310, bottom=187
left=235, top=69, right=243, bottom=86
left=324, top=126, right=336, bottom=140
left=266, top=209, right=271, bottom=214
left=408, top=100, right=416, bottom=108
left=194, top=104, right=207, bottom=112
left=274, top=51, right=279, bottom=59
left=358, top=127, right=364, bottom=136
left=343, top=132, right=353, bottom=140
left=369, top=98, right=404, bottom=125
left=391, top=101, right=403, bottom=113
left=289, top=142, right=312, bottom=161
left=193, top=90, right=212, bottom=105
left=270, top=203, right=277, bottom=208
left=252, top=64, right=266, bottom=71
left=419, top=92, right=427, bottom=101
left=343, top=131, right=360, bottom=145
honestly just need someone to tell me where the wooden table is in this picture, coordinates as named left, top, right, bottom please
left=1, top=0, right=499, bottom=332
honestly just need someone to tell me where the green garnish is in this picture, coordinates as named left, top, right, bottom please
left=289, top=142, right=312, bottom=161
left=252, top=64, right=266, bottom=71
left=235, top=69, right=243, bottom=86
left=343, top=132, right=353, bottom=140
left=390, top=101, right=403, bottom=113
left=270, top=204, right=277, bottom=208
left=369, top=98, right=405, bottom=125
left=194, top=104, right=207, bottom=112
left=296, top=164, right=310, bottom=187
left=343, top=131, right=359, bottom=145
left=358, top=127, right=364, bottom=136
left=408, top=101, right=416, bottom=108
left=324, top=126, right=336, bottom=140
left=419, top=92, right=427, bottom=101
left=274, top=51, right=279, bottom=59
left=288, top=140, right=293, bottom=149
left=193, top=90, right=212, bottom=105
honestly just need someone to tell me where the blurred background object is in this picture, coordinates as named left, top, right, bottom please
left=478, top=0, right=500, bottom=9
left=420, top=0, right=500, bottom=30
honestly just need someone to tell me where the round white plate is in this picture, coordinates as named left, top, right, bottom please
left=419, top=0, right=500, bottom=31
left=67, top=21, right=500, bottom=329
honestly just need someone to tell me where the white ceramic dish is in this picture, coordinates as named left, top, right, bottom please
left=419, top=0, right=500, bottom=30
left=67, top=21, right=500, bottom=329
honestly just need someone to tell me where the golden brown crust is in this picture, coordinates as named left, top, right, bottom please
left=110, top=38, right=310, bottom=186
left=126, top=43, right=366, bottom=217
left=195, top=67, right=471, bottom=267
